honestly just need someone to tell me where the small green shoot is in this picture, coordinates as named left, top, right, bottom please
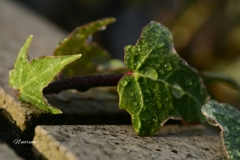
left=9, top=35, right=81, bottom=114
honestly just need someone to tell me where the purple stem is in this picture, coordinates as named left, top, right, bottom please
left=43, top=74, right=125, bottom=94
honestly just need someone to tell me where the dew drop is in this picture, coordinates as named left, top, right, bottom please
left=155, top=63, right=160, bottom=67
left=129, top=92, right=134, bottom=97
left=144, top=89, right=151, bottom=94
left=144, top=67, right=158, bottom=80
left=132, top=115, right=136, bottom=120
left=186, top=78, right=192, bottom=86
left=125, top=76, right=130, bottom=80
left=156, top=38, right=164, bottom=48
left=135, top=61, right=142, bottom=68
left=132, top=101, right=138, bottom=106
left=164, top=63, right=172, bottom=71
left=125, top=46, right=131, bottom=52
left=171, top=82, right=184, bottom=99
left=173, top=61, right=178, bottom=65
left=171, top=88, right=184, bottom=99
left=159, top=70, right=164, bottom=74
left=32, top=82, right=37, bottom=87
left=120, top=79, right=128, bottom=86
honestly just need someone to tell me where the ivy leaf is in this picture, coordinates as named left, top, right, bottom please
left=202, top=100, right=240, bottom=160
left=9, top=36, right=81, bottom=114
left=54, top=18, right=116, bottom=77
left=117, top=22, right=209, bottom=136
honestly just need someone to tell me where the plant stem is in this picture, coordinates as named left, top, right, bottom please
left=43, top=74, right=124, bottom=94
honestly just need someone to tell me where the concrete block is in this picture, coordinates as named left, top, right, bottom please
left=33, top=125, right=226, bottom=160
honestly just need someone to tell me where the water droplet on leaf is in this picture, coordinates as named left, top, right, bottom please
left=173, top=61, right=178, bottom=65
left=32, top=82, right=37, bottom=87
left=171, top=88, right=184, bottom=99
left=144, top=67, right=158, bottom=80
left=156, top=38, right=164, bottom=48
left=129, top=92, right=134, bottom=97
left=144, top=89, right=151, bottom=94
left=164, top=63, right=172, bottom=71
left=125, top=76, right=130, bottom=80
left=120, top=79, right=128, bottom=86
left=186, top=78, right=192, bottom=86
left=171, top=82, right=184, bottom=99
left=135, top=61, right=141, bottom=68
left=159, top=70, right=164, bottom=74
left=132, top=101, right=138, bottom=106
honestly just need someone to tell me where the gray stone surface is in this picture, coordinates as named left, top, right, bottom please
left=0, top=142, right=23, bottom=160
left=33, top=125, right=226, bottom=160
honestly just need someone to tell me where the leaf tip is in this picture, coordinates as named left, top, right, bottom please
left=50, top=108, right=62, bottom=114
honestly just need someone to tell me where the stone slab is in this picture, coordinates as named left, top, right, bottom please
left=33, top=124, right=226, bottom=160
left=0, top=142, right=23, bottom=160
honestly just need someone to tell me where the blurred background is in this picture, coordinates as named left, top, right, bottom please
left=15, top=0, right=240, bottom=108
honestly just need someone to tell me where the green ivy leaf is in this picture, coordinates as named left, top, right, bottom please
left=202, top=100, right=240, bottom=160
left=117, top=22, right=209, bottom=136
left=9, top=36, right=81, bottom=114
left=54, top=18, right=116, bottom=77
